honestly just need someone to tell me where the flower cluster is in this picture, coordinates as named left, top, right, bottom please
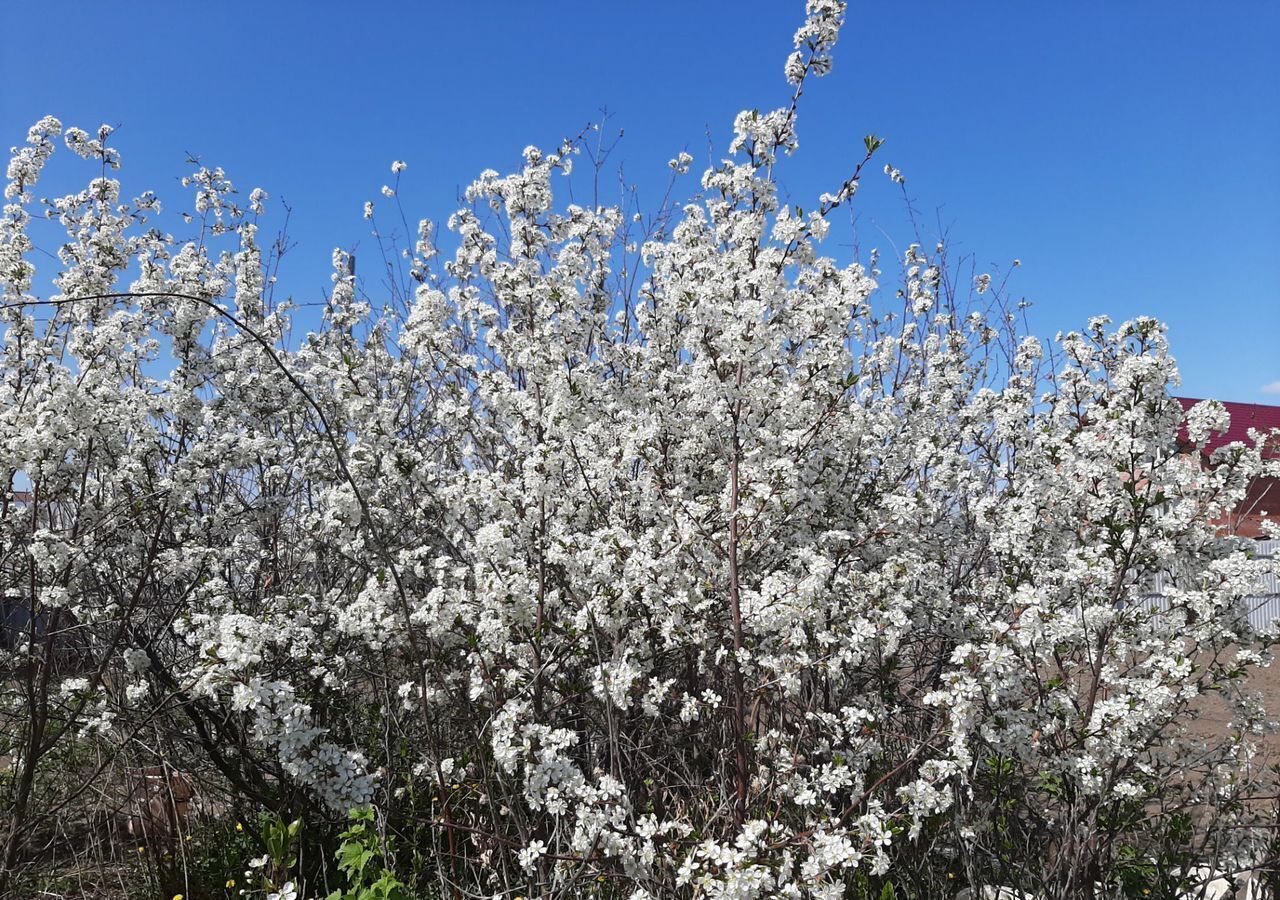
left=1, top=4, right=1276, bottom=899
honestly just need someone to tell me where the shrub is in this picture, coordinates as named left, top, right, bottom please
left=1, top=2, right=1276, bottom=897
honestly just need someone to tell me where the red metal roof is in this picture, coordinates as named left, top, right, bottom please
left=1176, top=397, right=1280, bottom=459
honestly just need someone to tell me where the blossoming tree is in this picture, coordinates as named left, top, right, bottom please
left=1, top=2, right=1277, bottom=898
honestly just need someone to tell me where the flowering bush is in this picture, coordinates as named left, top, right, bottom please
left=1, top=2, right=1277, bottom=898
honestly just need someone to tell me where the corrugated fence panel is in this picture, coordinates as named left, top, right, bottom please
left=1245, top=595, right=1280, bottom=633
left=1144, top=539, right=1280, bottom=634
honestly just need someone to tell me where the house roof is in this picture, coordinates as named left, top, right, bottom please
left=1176, top=397, right=1280, bottom=459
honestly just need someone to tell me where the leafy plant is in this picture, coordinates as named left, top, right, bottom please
left=327, top=808, right=412, bottom=900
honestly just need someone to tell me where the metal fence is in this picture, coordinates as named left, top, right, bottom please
left=1145, top=539, right=1280, bottom=633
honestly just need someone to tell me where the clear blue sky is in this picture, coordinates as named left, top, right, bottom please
left=4, top=1, right=1278, bottom=401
